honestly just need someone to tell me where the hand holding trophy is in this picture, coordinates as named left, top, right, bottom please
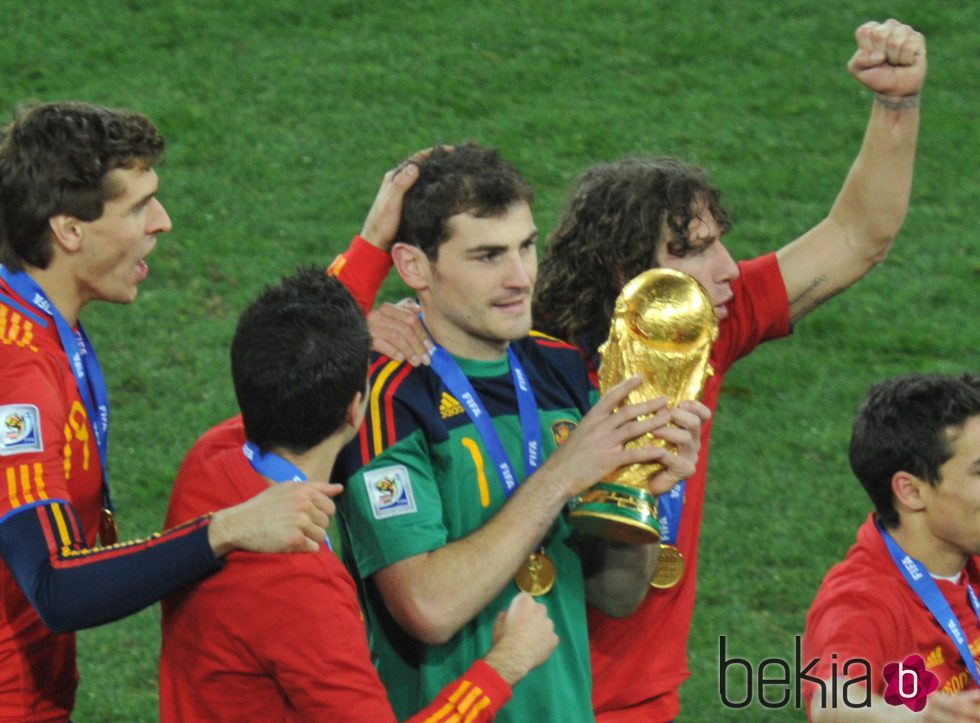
left=568, top=268, right=718, bottom=545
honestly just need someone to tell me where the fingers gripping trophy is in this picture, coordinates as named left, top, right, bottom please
left=569, top=269, right=718, bottom=549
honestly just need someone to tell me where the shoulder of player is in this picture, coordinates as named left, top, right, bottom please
left=176, top=418, right=248, bottom=485
left=525, top=329, right=580, bottom=353
left=364, top=353, right=437, bottom=408
left=0, top=335, right=74, bottom=399
left=0, top=292, right=57, bottom=358
left=810, top=550, right=909, bottom=627
left=518, top=331, right=588, bottom=371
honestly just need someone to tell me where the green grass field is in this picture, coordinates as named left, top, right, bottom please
left=2, top=1, right=978, bottom=720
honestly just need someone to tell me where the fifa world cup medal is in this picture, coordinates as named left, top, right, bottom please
left=515, top=551, right=557, bottom=596
left=99, top=507, right=119, bottom=546
left=650, top=544, right=685, bottom=589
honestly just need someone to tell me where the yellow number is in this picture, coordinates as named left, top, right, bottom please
left=461, top=437, right=490, bottom=508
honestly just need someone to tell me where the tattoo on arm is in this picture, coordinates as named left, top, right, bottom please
left=790, top=273, right=846, bottom=321
left=874, top=93, right=921, bottom=111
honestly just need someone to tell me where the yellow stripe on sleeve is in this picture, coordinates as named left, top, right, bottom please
left=50, top=503, right=73, bottom=555
left=423, top=703, right=455, bottom=723
left=33, top=463, right=48, bottom=500
left=19, top=464, right=35, bottom=504
left=6, top=467, right=20, bottom=508
left=456, top=686, right=483, bottom=715
left=463, top=697, right=491, bottom=723
left=326, top=255, right=347, bottom=277
left=447, top=680, right=471, bottom=703
left=424, top=680, right=473, bottom=723
left=369, top=360, right=403, bottom=457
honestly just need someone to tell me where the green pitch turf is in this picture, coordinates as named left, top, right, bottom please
left=2, top=1, right=977, bottom=719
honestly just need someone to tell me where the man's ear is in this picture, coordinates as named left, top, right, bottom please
left=391, top=242, right=431, bottom=292
left=892, top=470, right=928, bottom=513
left=345, top=389, right=367, bottom=432
left=48, top=215, right=84, bottom=253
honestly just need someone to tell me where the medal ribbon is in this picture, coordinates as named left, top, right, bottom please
left=0, top=265, right=113, bottom=511
left=242, top=441, right=332, bottom=551
left=428, top=344, right=541, bottom=497
left=657, top=480, right=685, bottom=546
left=878, top=521, right=980, bottom=687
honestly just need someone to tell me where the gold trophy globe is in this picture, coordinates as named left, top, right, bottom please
left=568, top=268, right=718, bottom=544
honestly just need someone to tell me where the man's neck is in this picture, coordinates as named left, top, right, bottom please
left=423, top=317, right=510, bottom=362
left=26, top=263, right=85, bottom=326
left=889, top=521, right=969, bottom=578
left=267, top=437, right=342, bottom=483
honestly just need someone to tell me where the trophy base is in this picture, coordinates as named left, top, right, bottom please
left=568, top=483, right=660, bottom=544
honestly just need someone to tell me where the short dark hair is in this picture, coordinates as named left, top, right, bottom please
left=396, top=142, right=534, bottom=260
left=534, top=157, right=730, bottom=361
left=849, top=373, right=980, bottom=529
left=231, top=268, right=370, bottom=453
left=0, top=101, right=165, bottom=270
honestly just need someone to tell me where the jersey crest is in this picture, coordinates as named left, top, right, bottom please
left=364, top=465, right=417, bottom=519
left=550, top=419, right=577, bottom=446
left=1, top=404, right=43, bottom=456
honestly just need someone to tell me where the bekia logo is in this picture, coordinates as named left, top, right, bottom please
left=882, top=654, right=938, bottom=712
left=719, top=636, right=871, bottom=710
left=720, top=638, right=941, bottom=713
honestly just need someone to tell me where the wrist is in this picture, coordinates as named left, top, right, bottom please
left=357, top=231, right=390, bottom=252
left=482, top=648, right=526, bottom=687
left=206, top=510, right=235, bottom=557
left=874, top=92, right=921, bottom=111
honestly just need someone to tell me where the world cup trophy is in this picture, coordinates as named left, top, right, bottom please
left=568, top=268, right=718, bottom=544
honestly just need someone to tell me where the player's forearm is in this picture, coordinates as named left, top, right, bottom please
left=377, top=469, right=571, bottom=644
left=406, top=660, right=510, bottom=723
left=827, top=97, right=920, bottom=261
left=0, top=503, right=220, bottom=633
left=327, top=235, right=393, bottom=314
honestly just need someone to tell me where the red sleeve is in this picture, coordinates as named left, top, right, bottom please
left=327, top=235, right=393, bottom=314
left=712, top=253, right=791, bottom=373
left=0, top=339, right=221, bottom=634
left=802, top=587, right=893, bottom=712
left=405, top=659, right=512, bottom=723
left=0, top=352, right=86, bottom=519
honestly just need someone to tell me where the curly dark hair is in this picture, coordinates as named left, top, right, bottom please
left=0, top=101, right=164, bottom=270
left=396, top=142, right=534, bottom=260
left=534, top=157, right=730, bottom=361
left=849, top=373, right=980, bottom=529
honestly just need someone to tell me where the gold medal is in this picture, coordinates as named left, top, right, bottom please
left=99, top=507, right=119, bottom=546
left=650, top=544, right=684, bottom=589
left=514, top=551, right=557, bottom=596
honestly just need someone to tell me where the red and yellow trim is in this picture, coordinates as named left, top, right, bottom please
left=529, top=329, right=578, bottom=352
left=423, top=680, right=492, bottom=723
left=5, top=462, right=50, bottom=508
left=360, top=357, right=413, bottom=461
